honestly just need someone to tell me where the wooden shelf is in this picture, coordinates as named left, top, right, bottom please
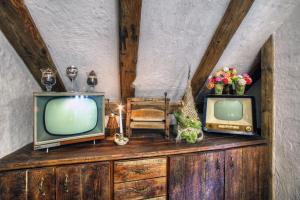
left=0, top=134, right=266, bottom=172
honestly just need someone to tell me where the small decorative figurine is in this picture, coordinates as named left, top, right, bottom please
left=106, top=99, right=118, bottom=138
left=87, top=70, right=98, bottom=92
left=66, top=65, right=78, bottom=92
left=40, top=68, right=56, bottom=92
left=114, top=104, right=129, bottom=145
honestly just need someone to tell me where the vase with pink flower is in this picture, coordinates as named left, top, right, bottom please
left=206, top=67, right=235, bottom=95
left=233, top=73, right=252, bottom=95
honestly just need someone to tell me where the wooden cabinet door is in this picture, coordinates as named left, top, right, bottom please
left=81, top=162, right=111, bottom=200
left=56, top=162, right=111, bottom=200
left=28, top=167, right=56, bottom=200
left=169, top=151, right=224, bottom=200
left=0, top=170, right=26, bottom=200
left=225, top=145, right=269, bottom=200
left=56, top=165, right=81, bottom=200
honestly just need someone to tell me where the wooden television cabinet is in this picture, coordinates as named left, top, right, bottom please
left=0, top=134, right=269, bottom=200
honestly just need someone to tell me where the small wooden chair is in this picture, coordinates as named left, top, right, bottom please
left=126, top=97, right=170, bottom=139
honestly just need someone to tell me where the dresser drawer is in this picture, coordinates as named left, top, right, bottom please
left=114, top=157, right=166, bottom=182
left=114, top=177, right=166, bottom=200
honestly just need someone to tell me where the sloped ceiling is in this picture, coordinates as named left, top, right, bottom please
left=25, top=0, right=299, bottom=101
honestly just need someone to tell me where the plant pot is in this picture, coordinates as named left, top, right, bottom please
left=235, top=84, right=245, bottom=95
left=214, top=84, right=223, bottom=95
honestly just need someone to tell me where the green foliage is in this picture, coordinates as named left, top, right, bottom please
left=173, top=111, right=201, bottom=129
left=174, top=111, right=202, bottom=144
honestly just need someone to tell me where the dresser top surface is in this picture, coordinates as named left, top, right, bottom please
left=0, top=134, right=266, bottom=172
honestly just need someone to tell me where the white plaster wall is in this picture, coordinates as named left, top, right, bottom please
left=135, top=0, right=230, bottom=100
left=216, top=0, right=299, bottom=74
left=0, top=31, right=41, bottom=158
left=274, top=5, right=300, bottom=199
left=25, top=0, right=120, bottom=100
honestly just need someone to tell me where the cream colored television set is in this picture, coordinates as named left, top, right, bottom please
left=203, top=95, right=257, bottom=135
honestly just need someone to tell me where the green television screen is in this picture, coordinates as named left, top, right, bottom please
left=214, top=100, right=243, bottom=121
left=45, top=97, right=98, bottom=135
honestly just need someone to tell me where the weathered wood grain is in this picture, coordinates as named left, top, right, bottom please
left=0, top=135, right=267, bottom=172
left=119, top=0, right=142, bottom=101
left=81, top=162, right=111, bottom=200
left=261, top=35, right=274, bottom=200
left=27, top=167, right=56, bottom=200
left=191, top=0, right=254, bottom=96
left=114, top=157, right=166, bottom=183
left=169, top=151, right=224, bottom=200
left=0, top=0, right=65, bottom=91
left=225, top=146, right=268, bottom=200
left=114, top=177, right=166, bottom=200
left=0, top=170, right=26, bottom=200
left=204, top=151, right=224, bottom=200
left=168, top=155, right=186, bottom=200
left=56, top=165, right=81, bottom=200
left=225, top=148, right=243, bottom=200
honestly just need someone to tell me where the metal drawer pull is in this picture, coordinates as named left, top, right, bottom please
left=133, top=185, right=149, bottom=193
left=64, top=175, right=69, bottom=193
left=39, top=177, right=46, bottom=196
left=131, top=168, right=146, bottom=174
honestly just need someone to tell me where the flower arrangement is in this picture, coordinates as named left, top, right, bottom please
left=206, top=67, right=252, bottom=95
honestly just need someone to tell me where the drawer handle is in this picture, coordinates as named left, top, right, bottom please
left=229, top=156, right=234, bottom=168
left=38, top=177, right=46, bottom=196
left=133, top=185, right=149, bottom=193
left=131, top=168, right=146, bottom=174
left=64, top=175, right=69, bottom=193
left=216, top=159, right=221, bottom=171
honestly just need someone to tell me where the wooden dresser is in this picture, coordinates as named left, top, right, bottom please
left=0, top=134, right=269, bottom=200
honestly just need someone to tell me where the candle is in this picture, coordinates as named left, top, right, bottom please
left=118, top=105, right=123, bottom=134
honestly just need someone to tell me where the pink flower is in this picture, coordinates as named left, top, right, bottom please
left=215, top=77, right=222, bottom=82
left=242, top=73, right=250, bottom=78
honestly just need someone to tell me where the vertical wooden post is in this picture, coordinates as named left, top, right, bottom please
left=261, top=35, right=274, bottom=200
left=119, top=0, right=142, bottom=102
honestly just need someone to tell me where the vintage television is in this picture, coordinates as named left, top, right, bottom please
left=33, top=92, right=105, bottom=150
left=203, top=95, right=257, bottom=135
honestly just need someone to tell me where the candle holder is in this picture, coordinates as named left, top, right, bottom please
left=114, top=104, right=129, bottom=145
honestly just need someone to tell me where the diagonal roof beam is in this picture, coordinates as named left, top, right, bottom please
left=119, top=0, right=142, bottom=102
left=191, top=0, right=254, bottom=97
left=0, top=0, right=65, bottom=91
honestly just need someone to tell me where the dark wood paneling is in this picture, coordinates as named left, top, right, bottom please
left=119, top=0, right=142, bottom=101
left=0, top=170, right=26, bottom=200
left=114, top=157, right=166, bottom=183
left=184, top=154, right=203, bottom=199
left=168, top=155, right=186, bottom=200
left=191, top=0, right=254, bottom=97
left=225, top=145, right=269, bottom=200
left=261, top=35, right=274, bottom=200
left=225, top=148, right=243, bottom=200
left=204, top=151, right=224, bottom=200
left=169, top=151, right=224, bottom=200
left=81, top=162, right=111, bottom=200
left=56, top=166, right=81, bottom=200
left=0, top=135, right=267, bottom=172
left=0, top=0, right=65, bottom=91
left=28, top=167, right=56, bottom=200
left=114, top=177, right=166, bottom=200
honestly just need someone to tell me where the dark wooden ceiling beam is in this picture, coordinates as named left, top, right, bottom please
left=191, top=0, right=254, bottom=97
left=119, top=0, right=142, bottom=102
left=0, top=0, right=65, bottom=91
